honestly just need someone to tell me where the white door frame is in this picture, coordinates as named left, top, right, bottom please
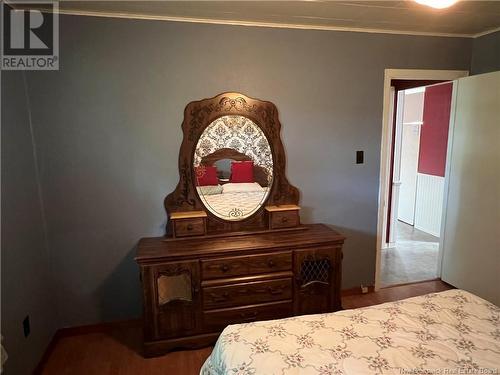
left=381, top=87, right=396, bottom=247
left=375, top=69, right=468, bottom=291
left=388, top=90, right=405, bottom=245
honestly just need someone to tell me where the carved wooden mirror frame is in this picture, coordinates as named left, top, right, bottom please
left=165, top=92, right=299, bottom=234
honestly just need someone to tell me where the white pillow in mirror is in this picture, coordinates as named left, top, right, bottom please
left=223, top=182, right=264, bottom=194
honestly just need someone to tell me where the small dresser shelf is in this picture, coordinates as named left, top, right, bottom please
left=265, top=205, right=301, bottom=229
left=170, top=211, right=207, bottom=238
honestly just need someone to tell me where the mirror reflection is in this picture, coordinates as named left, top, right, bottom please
left=194, top=115, right=273, bottom=221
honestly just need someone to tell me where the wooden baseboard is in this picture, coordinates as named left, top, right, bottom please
left=33, top=330, right=61, bottom=375
left=380, top=278, right=444, bottom=289
left=57, top=318, right=142, bottom=337
left=341, top=285, right=375, bottom=296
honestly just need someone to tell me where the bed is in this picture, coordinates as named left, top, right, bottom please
left=198, top=182, right=269, bottom=220
left=201, top=289, right=500, bottom=374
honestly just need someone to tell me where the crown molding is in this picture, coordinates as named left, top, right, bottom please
left=11, top=3, right=499, bottom=38
left=473, top=26, right=500, bottom=38
left=16, top=5, right=480, bottom=39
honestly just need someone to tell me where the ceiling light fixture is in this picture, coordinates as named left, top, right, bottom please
left=415, top=0, right=458, bottom=9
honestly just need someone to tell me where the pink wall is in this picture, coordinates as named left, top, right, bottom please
left=418, top=83, right=453, bottom=177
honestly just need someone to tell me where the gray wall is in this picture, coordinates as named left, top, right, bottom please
left=1, top=72, right=57, bottom=374
left=22, top=15, right=473, bottom=327
left=471, top=31, right=500, bottom=75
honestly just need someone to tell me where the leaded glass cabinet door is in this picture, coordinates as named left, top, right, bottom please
left=294, top=247, right=338, bottom=315
left=150, top=260, right=200, bottom=340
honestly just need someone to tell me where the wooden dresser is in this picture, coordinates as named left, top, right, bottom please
left=137, top=93, right=346, bottom=357
left=136, top=224, right=345, bottom=357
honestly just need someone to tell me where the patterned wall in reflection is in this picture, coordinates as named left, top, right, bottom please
left=194, top=115, right=273, bottom=180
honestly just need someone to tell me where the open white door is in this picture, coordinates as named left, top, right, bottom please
left=397, top=89, right=424, bottom=225
left=440, top=71, right=500, bottom=306
left=397, top=123, right=421, bottom=225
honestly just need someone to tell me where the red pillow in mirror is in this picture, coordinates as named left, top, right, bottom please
left=195, top=165, right=219, bottom=186
left=230, top=161, right=254, bottom=183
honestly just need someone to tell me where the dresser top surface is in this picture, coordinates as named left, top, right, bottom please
left=136, top=224, right=345, bottom=263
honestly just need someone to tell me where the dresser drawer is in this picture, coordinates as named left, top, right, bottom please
left=203, top=301, right=293, bottom=330
left=203, top=278, right=292, bottom=309
left=174, top=218, right=206, bottom=237
left=269, top=210, right=300, bottom=229
left=201, top=251, right=292, bottom=280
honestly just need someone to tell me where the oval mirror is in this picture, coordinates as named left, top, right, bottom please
left=193, top=115, right=273, bottom=221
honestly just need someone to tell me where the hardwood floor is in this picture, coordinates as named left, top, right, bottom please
left=342, top=279, right=452, bottom=309
left=40, top=280, right=452, bottom=375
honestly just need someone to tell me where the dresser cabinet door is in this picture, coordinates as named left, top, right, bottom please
left=146, top=260, right=201, bottom=340
left=293, top=247, right=340, bottom=315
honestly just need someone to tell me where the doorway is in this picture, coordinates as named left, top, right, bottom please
left=375, top=69, right=469, bottom=290
left=382, top=84, right=444, bottom=287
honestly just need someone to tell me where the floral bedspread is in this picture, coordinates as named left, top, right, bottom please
left=200, top=290, right=500, bottom=374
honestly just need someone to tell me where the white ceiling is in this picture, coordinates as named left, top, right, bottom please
left=15, top=1, right=500, bottom=37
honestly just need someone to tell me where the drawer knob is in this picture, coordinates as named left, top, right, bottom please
left=220, top=264, right=229, bottom=272
left=210, top=292, right=229, bottom=302
left=267, top=287, right=283, bottom=295
left=268, top=259, right=276, bottom=267
left=239, top=311, right=258, bottom=321
left=281, top=216, right=288, bottom=223
left=187, top=224, right=194, bottom=231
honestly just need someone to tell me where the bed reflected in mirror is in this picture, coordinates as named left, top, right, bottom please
left=193, top=115, right=273, bottom=221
